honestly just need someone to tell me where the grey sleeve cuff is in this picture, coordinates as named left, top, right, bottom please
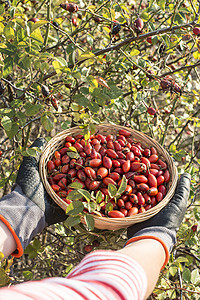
left=0, top=184, right=47, bottom=255
left=125, top=226, right=177, bottom=253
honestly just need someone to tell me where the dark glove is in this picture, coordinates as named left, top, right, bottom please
left=126, top=173, right=191, bottom=267
left=0, top=138, right=67, bottom=257
left=16, top=137, right=67, bottom=225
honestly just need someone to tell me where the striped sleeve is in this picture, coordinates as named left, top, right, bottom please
left=0, top=250, right=147, bottom=300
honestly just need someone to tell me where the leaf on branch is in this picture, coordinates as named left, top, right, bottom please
left=96, top=190, right=103, bottom=204
left=66, top=191, right=83, bottom=201
left=78, top=189, right=91, bottom=202
left=117, top=175, right=127, bottom=195
left=84, top=214, right=94, bottom=231
left=68, top=182, right=83, bottom=189
left=95, top=76, right=110, bottom=90
left=41, top=112, right=54, bottom=132
left=64, top=215, right=81, bottom=227
left=77, top=51, right=95, bottom=62
left=30, top=20, right=48, bottom=33
left=65, top=200, right=84, bottom=216
left=108, top=183, right=117, bottom=198
left=1, top=116, right=12, bottom=131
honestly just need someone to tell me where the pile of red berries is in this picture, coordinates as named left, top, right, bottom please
left=47, top=129, right=170, bottom=218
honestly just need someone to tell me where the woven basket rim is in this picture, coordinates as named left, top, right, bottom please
left=39, top=124, right=178, bottom=229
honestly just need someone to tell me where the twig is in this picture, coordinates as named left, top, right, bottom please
left=0, top=95, right=11, bottom=108
left=43, top=0, right=51, bottom=48
left=192, top=0, right=200, bottom=24
left=50, top=23, right=84, bottom=52
left=155, top=286, right=200, bottom=295
left=1, top=78, right=41, bottom=101
left=160, top=94, right=179, bottom=146
left=187, top=187, right=200, bottom=209
left=168, top=108, right=200, bottom=148
left=178, top=248, right=200, bottom=263
left=0, top=117, right=40, bottom=147
left=43, top=21, right=200, bottom=81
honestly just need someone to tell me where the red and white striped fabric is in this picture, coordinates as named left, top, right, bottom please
left=0, top=250, right=147, bottom=300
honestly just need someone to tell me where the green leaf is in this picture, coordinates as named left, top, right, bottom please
left=84, top=214, right=94, bottom=231
left=108, top=183, right=117, bottom=198
left=191, top=269, right=200, bottom=285
left=73, top=94, right=89, bottom=107
left=30, top=20, right=48, bottom=33
left=117, top=175, right=127, bottom=195
left=86, top=75, right=98, bottom=88
left=0, top=268, right=9, bottom=287
left=22, top=148, right=37, bottom=157
left=0, top=252, right=4, bottom=261
left=23, top=271, right=33, bottom=280
left=176, top=256, right=188, bottom=263
left=96, top=191, right=103, bottom=204
left=68, top=146, right=77, bottom=152
left=41, top=113, right=54, bottom=131
left=54, top=56, right=68, bottom=67
left=130, top=49, right=140, bottom=56
left=61, top=120, right=71, bottom=130
left=68, top=182, right=83, bottom=189
left=33, top=238, right=41, bottom=250
left=30, top=28, right=44, bottom=43
left=67, top=191, right=83, bottom=201
left=52, top=60, right=62, bottom=74
left=84, top=202, right=97, bottom=212
left=78, top=189, right=91, bottom=202
left=65, top=215, right=81, bottom=227
left=67, top=152, right=79, bottom=159
left=24, top=103, right=42, bottom=116
left=5, top=122, right=19, bottom=139
left=24, top=244, right=38, bottom=259
left=88, top=101, right=99, bottom=113
left=4, top=24, right=14, bottom=40
left=3, top=56, right=13, bottom=77
left=105, top=202, right=113, bottom=212
left=182, top=268, right=191, bottom=282
left=77, top=51, right=95, bottom=62
left=1, top=116, right=12, bottom=131
left=66, top=200, right=84, bottom=215
left=169, top=266, right=178, bottom=277
left=157, top=0, right=165, bottom=10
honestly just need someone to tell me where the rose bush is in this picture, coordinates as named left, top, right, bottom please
left=0, top=0, right=200, bottom=298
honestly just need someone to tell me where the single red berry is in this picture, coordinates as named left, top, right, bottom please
left=72, top=17, right=78, bottom=26
left=134, top=17, right=144, bottom=32
left=0, top=150, right=2, bottom=157
left=160, top=79, right=172, bottom=91
left=94, top=16, right=101, bottom=23
left=147, top=107, right=157, bottom=116
left=84, top=245, right=93, bottom=252
left=191, top=225, right=198, bottom=232
left=60, top=3, right=78, bottom=13
left=28, top=17, right=39, bottom=23
left=147, top=37, right=152, bottom=44
left=193, top=27, right=200, bottom=35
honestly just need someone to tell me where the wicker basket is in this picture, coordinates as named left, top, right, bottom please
left=39, top=124, right=178, bottom=230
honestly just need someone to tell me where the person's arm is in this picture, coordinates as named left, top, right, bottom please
left=118, top=239, right=165, bottom=299
left=119, top=173, right=191, bottom=299
left=0, top=138, right=67, bottom=259
left=0, top=220, right=17, bottom=259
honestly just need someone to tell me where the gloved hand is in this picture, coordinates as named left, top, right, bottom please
left=0, top=138, right=67, bottom=257
left=126, top=173, right=191, bottom=268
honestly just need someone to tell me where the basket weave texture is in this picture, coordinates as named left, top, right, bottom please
left=39, top=124, right=178, bottom=230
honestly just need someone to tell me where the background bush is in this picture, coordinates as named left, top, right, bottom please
left=0, top=0, right=200, bottom=298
